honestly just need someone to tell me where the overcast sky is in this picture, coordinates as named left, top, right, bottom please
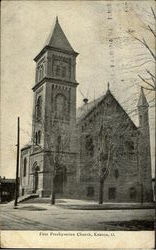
left=1, top=1, right=155, bottom=178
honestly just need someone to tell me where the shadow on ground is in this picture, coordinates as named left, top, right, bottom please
left=22, top=198, right=67, bottom=204
left=19, top=206, right=47, bottom=211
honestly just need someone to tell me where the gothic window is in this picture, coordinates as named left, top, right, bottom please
left=56, top=135, right=61, bottom=153
left=38, top=131, right=41, bottom=144
left=38, top=65, right=44, bottom=81
left=129, top=187, right=137, bottom=199
left=87, top=186, right=94, bottom=197
left=23, top=158, right=27, bottom=177
left=56, top=65, right=61, bottom=76
left=35, top=132, right=38, bottom=145
left=36, top=96, right=42, bottom=120
left=32, top=161, right=39, bottom=172
left=22, top=188, right=25, bottom=196
left=63, top=166, right=67, bottom=183
left=62, top=66, right=66, bottom=77
left=55, top=94, right=67, bottom=119
left=125, top=140, right=135, bottom=154
left=99, top=131, right=109, bottom=162
left=108, top=187, right=116, bottom=200
left=53, top=59, right=69, bottom=79
left=139, top=114, right=143, bottom=124
left=85, top=135, right=94, bottom=156
left=114, top=169, right=119, bottom=179
left=104, top=134, right=109, bottom=152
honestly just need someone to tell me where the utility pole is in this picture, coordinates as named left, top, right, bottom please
left=14, top=117, right=20, bottom=208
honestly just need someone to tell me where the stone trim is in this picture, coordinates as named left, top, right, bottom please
left=32, top=77, right=78, bottom=91
left=34, top=45, right=79, bottom=62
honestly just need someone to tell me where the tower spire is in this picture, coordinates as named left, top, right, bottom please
left=106, top=82, right=111, bottom=94
left=107, top=82, right=110, bottom=90
left=137, top=87, right=149, bottom=107
left=44, top=16, right=76, bottom=53
left=34, top=16, right=78, bottom=62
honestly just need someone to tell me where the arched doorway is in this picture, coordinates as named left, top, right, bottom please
left=32, top=162, right=40, bottom=193
left=54, top=166, right=67, bottom=194
left=34, top=171, right=39, bottom=193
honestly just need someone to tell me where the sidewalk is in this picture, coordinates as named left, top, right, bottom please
left=19, top=197, right=155, bottom=210
left=55, top=199, right=155, bottom=210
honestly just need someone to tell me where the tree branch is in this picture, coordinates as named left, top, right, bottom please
left=146, top=69, right=156, bottom=79
left=151, top=7, right=156, bottom=20
left=138, top=74, right=156, bottom=90
left=148, top=25, right=156, bottom=38
left=142, top=38, right=156, bottom=60
left=141, top=86, right=155, bottom=91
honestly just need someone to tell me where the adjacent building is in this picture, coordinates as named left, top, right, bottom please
left=0, top=177, right=16, bottom=203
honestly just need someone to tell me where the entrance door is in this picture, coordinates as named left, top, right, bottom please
left=34, top=171, right=38, bottom=193
left=54, top=173, right=63, bottom=194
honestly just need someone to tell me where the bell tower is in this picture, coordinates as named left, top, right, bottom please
left=30, top=17, right=79, bottom=197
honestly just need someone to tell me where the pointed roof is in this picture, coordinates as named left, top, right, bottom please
left=34, top=17, right=78, bottom=61
left=44, top=17, right=75, bottom=52
left=77, top=82, right=112, bottom=121
left=137, top=87, right=149, bottom=107
left=76, top=88, right=137, bottom=129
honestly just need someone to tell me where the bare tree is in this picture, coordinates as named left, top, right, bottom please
left=30, top=109, right=70, bottom=205
left=128, top=7, right=156, bottom=91
left=91, top=102, right=140, bottom=204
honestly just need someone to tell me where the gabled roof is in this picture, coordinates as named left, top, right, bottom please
left=77, top=95, right=105, bottom=122
left=44, top=17, right=75, bottom=53
left=76, top=89, right=137, bottom=129
left=137, top=87, right=149, bottom=107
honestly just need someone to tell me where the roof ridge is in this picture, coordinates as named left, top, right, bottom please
left=76, top=90, right=137, bottom=129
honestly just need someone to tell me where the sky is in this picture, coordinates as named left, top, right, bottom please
left=1, top=1, right=155, bottom=178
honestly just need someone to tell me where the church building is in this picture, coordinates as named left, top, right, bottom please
left=20, top=18, right=153, bottom=202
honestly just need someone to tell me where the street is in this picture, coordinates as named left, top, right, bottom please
left=0, top=199, right=155, bottom=231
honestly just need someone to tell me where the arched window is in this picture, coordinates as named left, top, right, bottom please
left=32, top=162, right=40, bottom=193
left=129, top=187, right=137, bottom=199
left=63, top=166, right=67, bottom=183
left=87, top=186, right=94, bottom=197
left=56, top=65, right=61, bottom=76
left=85, top=135, right=94, bottom=156
left=62, top=66, right=66, bottom=77
left=36, top=96, right=42, bottom=120
left=35, top=132, right=38, bottom=145
left=114, top=169, right=119, bottom=179
left=38, top=65, right=44, bottom=81
left=23, top=158, right=27, bottom=177
left=108, top=187, right=116, bottom=200
left=55, top=94, right=66, bottom=119
left=38, top=131, right=41, bottom=144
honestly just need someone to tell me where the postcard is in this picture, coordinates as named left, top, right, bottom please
left=1, top=0, right=155, bottom=248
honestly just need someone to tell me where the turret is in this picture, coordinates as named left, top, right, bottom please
left=137, top=87, right=153, bottom=202
left=137, top=87, right=149, bottom=133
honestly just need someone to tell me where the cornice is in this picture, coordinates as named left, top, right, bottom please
left=34, top=45, right=79, bottom=62
left=32, top=77, right=79, bottom=91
